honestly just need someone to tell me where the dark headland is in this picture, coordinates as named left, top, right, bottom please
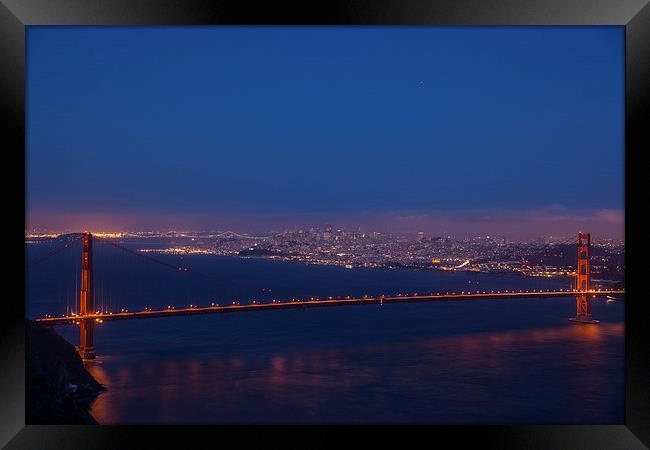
left=25, top=320, right=105, bottom=424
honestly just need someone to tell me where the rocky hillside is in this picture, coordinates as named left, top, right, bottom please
left=26, top=320, right=105, bottom=424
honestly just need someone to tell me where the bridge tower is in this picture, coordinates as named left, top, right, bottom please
left=78, top=232, right=96, bottom=359
left=569, top=232, right=599, bottom=324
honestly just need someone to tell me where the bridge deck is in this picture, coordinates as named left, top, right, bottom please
left=33, top=290, right=625, bottom=326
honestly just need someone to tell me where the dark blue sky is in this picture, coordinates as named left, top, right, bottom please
left=27, top=26, right=624, bottom=236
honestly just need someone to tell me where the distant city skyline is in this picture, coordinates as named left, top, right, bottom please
left=26, top=206, right=623, bottom=240
left=27, top=27, right=624, bottom=239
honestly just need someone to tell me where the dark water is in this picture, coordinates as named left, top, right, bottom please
left=26, top=243, right=624, bottom=424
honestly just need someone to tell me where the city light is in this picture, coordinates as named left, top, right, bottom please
left=30, top=231, right=623, bottom=361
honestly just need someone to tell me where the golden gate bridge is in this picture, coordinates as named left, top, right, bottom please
left=28, top=232, right=624, bottom=360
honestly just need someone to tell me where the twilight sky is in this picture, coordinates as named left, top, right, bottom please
left=27, top=26, right=624, bottom=238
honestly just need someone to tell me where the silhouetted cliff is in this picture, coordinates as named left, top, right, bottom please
left=26, top=320, right=105, bottom=424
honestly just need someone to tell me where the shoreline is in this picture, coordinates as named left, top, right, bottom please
left=26, top=320, right=105, bottom=424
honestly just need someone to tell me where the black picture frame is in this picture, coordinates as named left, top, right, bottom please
left=2, top=0, right=648, bottom=448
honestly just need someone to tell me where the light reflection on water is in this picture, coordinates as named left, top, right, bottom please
left=84, top=320, right=623, bottom=424
left=28, top=251, right=623, bottom=424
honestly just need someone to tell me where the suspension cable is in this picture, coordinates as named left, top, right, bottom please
left=94, top=236, right=267, bottom=291
left=27, top=234, right=83, bottom=267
